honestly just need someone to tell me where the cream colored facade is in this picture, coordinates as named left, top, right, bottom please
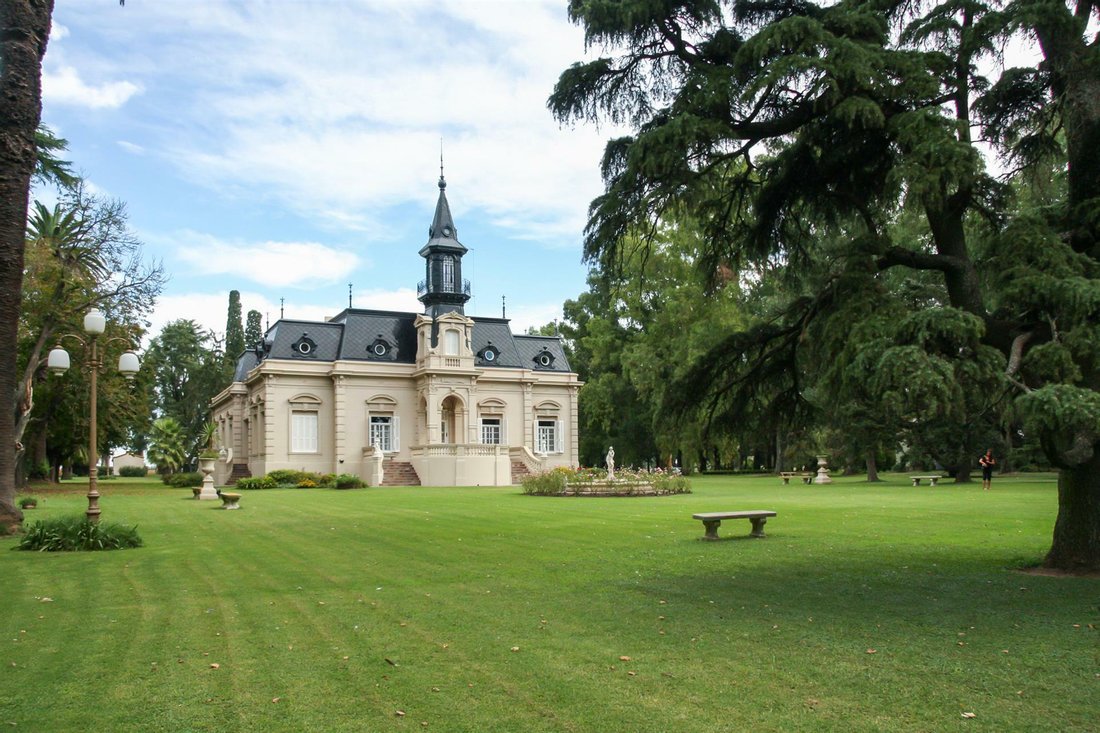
left=210, top=311, right=581, bottom=487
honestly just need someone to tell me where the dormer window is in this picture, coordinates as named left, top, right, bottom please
left=292, top=334, right=317, bottom=357
left=534, top=349, right=555, bottom=369
left=479, top=342, right=499, bottom=364
left=368, top=335, right=393, bottom=360
left=444, top=329, right=461, bottom=356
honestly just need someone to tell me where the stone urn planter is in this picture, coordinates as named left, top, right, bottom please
left=196, top=454, right=219, bottom=500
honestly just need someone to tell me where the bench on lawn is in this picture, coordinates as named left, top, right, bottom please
left=219, top=492, right=241, bottom=510
left=779, top=472, right=814, bottom=485
left=909, top=475, right=942, bottom=486
left=692, top=510, right=777, bottom=540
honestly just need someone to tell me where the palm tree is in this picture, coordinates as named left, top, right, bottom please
left=0, top=0, right=55, bottom=530
left=147, top=418, right=188, bottom=475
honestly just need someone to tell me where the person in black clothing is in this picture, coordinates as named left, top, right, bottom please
left=979, top=449, right=996, bottom=490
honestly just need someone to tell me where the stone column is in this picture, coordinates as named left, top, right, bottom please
left=332, top=374, right=346, bottom=473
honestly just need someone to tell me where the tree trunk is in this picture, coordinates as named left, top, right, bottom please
left=0, top=0, right=55, bottom=532
left=953, top=451, right=973, bottom=483
left=1044, top=451, right=1100, bottom=572
left=775, top=428, right=785, bottom=473
left=866, top=451, right=881, bottom=482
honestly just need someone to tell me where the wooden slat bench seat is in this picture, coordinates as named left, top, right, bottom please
left=692, top=510, right=777, bottom=540
left=909, top=475, right=942, bottom=486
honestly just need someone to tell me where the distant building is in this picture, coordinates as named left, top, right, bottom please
left=210, top=172, right=581, bottom=486
left=111, top=451, right=147, bottom=476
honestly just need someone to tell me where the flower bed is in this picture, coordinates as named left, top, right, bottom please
left=522, top=467, right=690, bottom=496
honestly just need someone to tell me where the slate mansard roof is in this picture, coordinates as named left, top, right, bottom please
left=237, top=309, right=572, bottom=375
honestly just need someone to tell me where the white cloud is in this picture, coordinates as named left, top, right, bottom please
left=55, top=1, right=616, bottom=246
left=116, top=140, right=145, bottom=155
left=172, top=233, right=360, bottom=288
left=350, top=288, right=421, bottom=313
left=43, top=64, right=142, bottom=109
left=506, top=301, right=565, bottom=334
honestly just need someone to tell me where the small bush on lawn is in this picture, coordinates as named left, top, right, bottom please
left=651, top=471, right=692, bottom=494
left=317, top=473, right=336, bottom=488
left=164, top=472, right=203, bottom=488
left=267, top=469, right=309, bottom=485
left=27, top=459, right=49, bottom=480
left=235, top=476, right=276, bottom=490
left=297, top=479, right=317, bottom=488
left=16, top=515, right=142, bottom=552
left=334, top=473, right=364, bottom=489
left=118, top=465, right=148, bottom=478
left=19, top=497, right=38, bottom=509
left=522, top=467, right=571, bottom=495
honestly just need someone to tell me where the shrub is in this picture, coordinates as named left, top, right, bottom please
left=164, top=472, right=203, bottom=488
left=651, top=472, right=692, bottom=494
left=521, top=468, right=570, bottom=495
left=27, top=460, right=49, bottom=480
left=19, top=497, right=38, bottom=509
left=334, top=473, right=364, bottom=489
left=16, top=515, right=143, bottom=552
left=235, top=476, right=276, bottom=490
left=118, top=465, right=148, bottom=478
left=296, top=479, right=317, bottom=488
left=267, top=469, right=309, bottom=486
left=317, top=473, right=336, bottom=488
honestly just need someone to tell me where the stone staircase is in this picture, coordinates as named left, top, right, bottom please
left=226, top=463, right=252, bottom=485
left=511, top=460, right=532, bottom=484
left=381, top=459, right=421, bottom=486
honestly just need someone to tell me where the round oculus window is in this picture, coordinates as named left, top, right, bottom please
left=483, top=349, right=496, bottom=362
left=538, top=353, right=552, bottom=366
left=373, top=343, right=388, bottom=356
left=297, top=341, right=312, bottom=355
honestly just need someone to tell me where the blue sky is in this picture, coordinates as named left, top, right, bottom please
left=39, top=1, right=616, bottom=343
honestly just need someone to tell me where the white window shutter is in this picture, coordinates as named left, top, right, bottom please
left=502, top=417, right=508, bottom=445
left=555, top=420, right=562, bottom=453
left=393, top=415, right=401, bottom=452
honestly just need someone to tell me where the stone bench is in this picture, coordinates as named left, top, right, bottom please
left=910, top=475, right=942, bottom=486
left=780, top=472, right=813, bottom=485
left=692, top=510, right=777, bottom=540
left=219, top=492, right=242, bottom=510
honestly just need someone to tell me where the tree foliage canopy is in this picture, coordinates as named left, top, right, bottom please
left=553, top=0, right=1100, bottom=569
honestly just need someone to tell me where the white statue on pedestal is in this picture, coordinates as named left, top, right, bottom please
left=606, top=445, right=615, bottom=481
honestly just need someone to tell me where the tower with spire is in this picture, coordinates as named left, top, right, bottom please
left=417, top=162, right=470, bottom=318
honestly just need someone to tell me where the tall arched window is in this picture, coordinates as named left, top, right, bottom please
left=442, top=257, right=455, bottom=292
left=444, top=329, right=460, bottom=355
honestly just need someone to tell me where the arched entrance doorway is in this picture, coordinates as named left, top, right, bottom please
left=440, top=394, right=465, bottom=444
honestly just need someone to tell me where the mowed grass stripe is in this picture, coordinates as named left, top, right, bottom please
left=2, top=474, right=1096, bottom=732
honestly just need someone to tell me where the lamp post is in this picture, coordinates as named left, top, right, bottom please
left=47, top=308, right=140, bottom=523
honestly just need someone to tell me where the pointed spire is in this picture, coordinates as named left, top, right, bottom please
left=420, top=151, right=466, bottom=256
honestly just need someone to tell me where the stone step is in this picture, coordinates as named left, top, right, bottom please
left=511, top=461, right=532, bottom=484
left=381, top=460, right=421, bottom=486
left=226, top=463, right=252, bottom=485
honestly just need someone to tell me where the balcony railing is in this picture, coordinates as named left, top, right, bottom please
left=417, top=279, right=472, bottom=298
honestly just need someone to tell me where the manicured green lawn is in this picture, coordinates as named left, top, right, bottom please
left=1, top=474, right=1096, bottom=732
